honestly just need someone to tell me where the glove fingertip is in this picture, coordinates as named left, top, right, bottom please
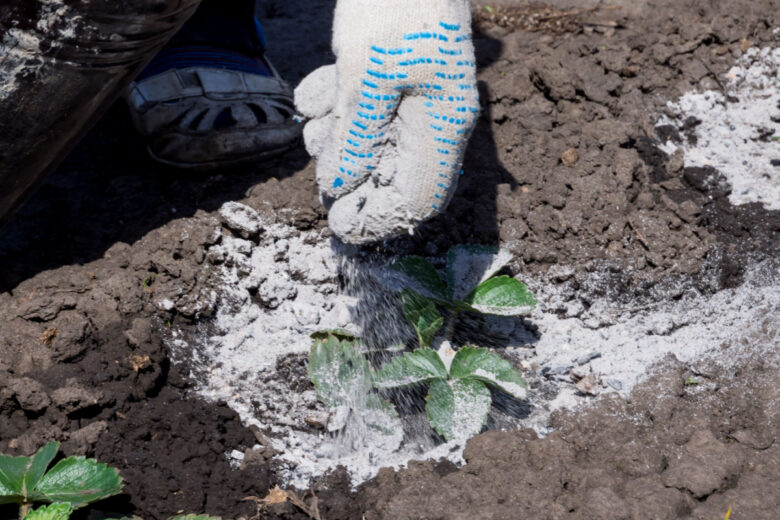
left=328, top=185, right=416, bottom=245
left=303, top=116, right=331, bottom=158
left=315, top=153, right=348, bottom=199
left=294, top=64, right=337, bottom=119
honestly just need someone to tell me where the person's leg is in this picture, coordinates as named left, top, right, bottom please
left=139, top=0, right=268, bottom=80
left=0, top=0, right=202, bottom=229
left=167, top=0, right=266, bottom=55
left=125, top=0, right=300, bottom=170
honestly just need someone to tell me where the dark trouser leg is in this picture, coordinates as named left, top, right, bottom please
left=0, top=0, right=201, bottom=230
left=169, top=0, right=265, bottom=55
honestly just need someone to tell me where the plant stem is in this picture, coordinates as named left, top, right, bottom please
left=20, top=502, right=31, bottom=519
left=443, top=309, right=460, bottom=342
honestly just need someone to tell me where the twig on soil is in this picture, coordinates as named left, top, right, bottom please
left=581, top=20, right=620, bottom=28
left=475, top=4, right=622, bottom=33
left=536, top=5, right=621, bottom=22
left=246, top=486, right=324, bottom=520
left=697, top=58, right=739, bottom=104
left=309, top=489, right=323, bottom=520
left=627, top=217, right=651, bottom=251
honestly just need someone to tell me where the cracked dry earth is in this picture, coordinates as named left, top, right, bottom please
left=1, top=0, right=779, bottom=519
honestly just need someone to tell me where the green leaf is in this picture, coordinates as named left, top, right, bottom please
left=463, top=276, right=537, bottom=316
left=310, top=329, right=358, bottom=342
left=400, top=289, right=444, bottom=348
left=374, top=348, right=448, bottom=389
left=308, top=336, right=372, bottom=407
left=388, top=256, right=450, bottom=301
left=33, top=456, right=122, bottom=508
left=24, top=443, right=59, bottom=498
left=364, top=394, right=404, bottom=440
left=169, top=514, right=222, bottom=520
left=23, top=503, right=73, bottom=520
left=0, top=442, right=61, bottom=504
left=0, top=452, right=29, bottom=503
left=449, top=346, right=527, bottom=400
left=426, top=379, right=491, bottom=442
left=446, top=245, right=512, bottom=301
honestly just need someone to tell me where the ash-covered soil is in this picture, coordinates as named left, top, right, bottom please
left=1, top=0, right=778, bottom=519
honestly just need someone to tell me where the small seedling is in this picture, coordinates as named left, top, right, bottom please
left=374, top=345, right=527, bottom=441
left=0, top=442, right=122, bottom=519
left=141, top=273, right=156, bottom=289
left=399, top=290, right=443, bottom=349
left=379, top=246, right=535, bottom=440
left=309, top=330, right=373, bottom=409
left=684, top=376, right=700, bottom=386
left=385, top=245, right=537, bottom=350
left=309, top=246, right=536, bottom=444
left=0, top=444, right=217, bottom=520
left=386, top=245, right=537, bottom=323
left=308, top=331, right=402, bottom=443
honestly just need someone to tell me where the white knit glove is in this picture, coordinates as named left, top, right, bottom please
left=295, top=0, right=479, bottom=244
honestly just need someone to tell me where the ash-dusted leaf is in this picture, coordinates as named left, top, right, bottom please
left=168, top=514, right=222, bottom=520
left=334, top=395, right=403, bottom=451
left=33, top=456, right=122, bottom=508
left=24, top=443, right=59, bottom=498
left=309, top=336, right=372, bottom=407
left=0, top=451, right=29, bottom=502
left=464, top=276, right=537, bottom=316
left=446, top=245, right=512, bottom=301
left=401, top=289, right=443, bottom=348
left=23, top=503, right=73, bottom=520
left=310, top=329, right=358, bottom=342
left=426, top=379, right=491, bottom=442
left=387, top=256, right=450, bottom=301
left=374, top=348, right=447, bottom=389
left=363, top=395, right=403, bottom=450
left=450, top=346, right=527, bottom=400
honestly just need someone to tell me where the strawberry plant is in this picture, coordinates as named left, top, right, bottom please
left=0, top=442, right=121, bottom=519
left=378, top=246, right=535, bottom=440
left=309, top=245, right=536, bottom=443
left=308, top=330, right=403, bottom=447
left=0, top=443, right=221, bottom=520
left=374, top=345, right=528, bottom=441
left=385, top=245, right=537, bottom=323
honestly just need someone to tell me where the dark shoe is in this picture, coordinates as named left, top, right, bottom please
left=124, top=45, right=301, bottom=170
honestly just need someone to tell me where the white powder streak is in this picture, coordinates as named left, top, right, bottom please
left=658, top=46, right=780, bottom=209
left=520, top=260, right=779, bottom=433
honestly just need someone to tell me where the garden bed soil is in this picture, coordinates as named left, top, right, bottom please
left=1, top=0, right=778, bottom=519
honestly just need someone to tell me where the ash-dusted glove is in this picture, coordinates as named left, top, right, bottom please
left=295, top=0, right=479, bottom=244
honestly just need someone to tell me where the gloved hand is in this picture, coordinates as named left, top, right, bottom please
left=295, top=0, right=479, bottom=244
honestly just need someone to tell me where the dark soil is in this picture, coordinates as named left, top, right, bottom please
left=1, top=0, right=778, bottom=519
